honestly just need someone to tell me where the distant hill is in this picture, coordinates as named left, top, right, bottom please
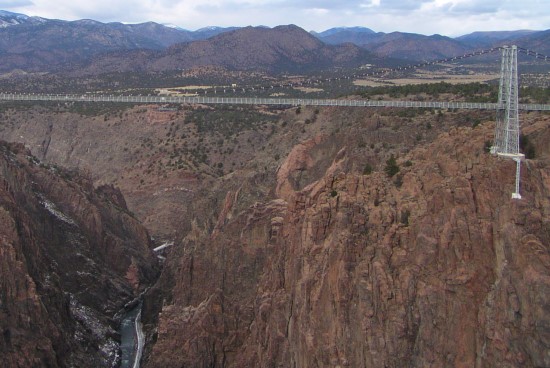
left=359, top=32, right=470, bottom=60
left=194, top=26, right=242, bottom=39
left=456, top=30, right=539, bottom=48
left=514, top=29, right=550, bottom=54
left=0, top=13, right=193, bottom=72
left=312, top=27, right=376, bottom=45
left=0, top=10, right=47, bottom=28
left=1, top=11, right=548, bottom=75
left=455, top=29, right=550, bottom=59
left=0, top=11, right=195, bottom=48
left=314, top=26, right=550, bottom=61
left=77, top=25, right=379, bottom=75
left=0, top=12, right=243, bottom=73
left=313, top=28, right=474, bottom=60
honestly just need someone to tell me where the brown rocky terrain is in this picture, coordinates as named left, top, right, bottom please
left=1, top=11, right=549, bottom=367
left=0, top=101, right=491, bottom=239
left=0, top=141, right=159, bottom=367
left=143, top=113, right=550, bottom=367
left=1, top=95, right=549, bottom=367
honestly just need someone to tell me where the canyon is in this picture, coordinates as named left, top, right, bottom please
left=0, top=13, right=549, bottom=365
left=1, top=87, right=549, bottom=366
left=0, top=141, right=159, bottom=367
left=1, top=97, right=549, bottom=367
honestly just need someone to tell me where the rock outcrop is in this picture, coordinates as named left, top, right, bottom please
left=0, top=141, right=159, bottom=367
left=145, top=117, right=550, bottom=367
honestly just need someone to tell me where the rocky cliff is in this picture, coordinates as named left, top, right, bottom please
left=144, top=115, right=550, bottom=367
left=0, top=141, right=159, bottom=367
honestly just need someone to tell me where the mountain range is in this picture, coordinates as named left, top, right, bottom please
left=75, top=25, right=377, bottom=75
left=0, top=10, right=549, bottom=75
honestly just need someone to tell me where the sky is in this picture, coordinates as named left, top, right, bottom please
left=2, top=0, right=550, bottom=36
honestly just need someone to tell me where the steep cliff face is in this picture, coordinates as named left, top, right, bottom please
left=0, top=141, right=159, bottom=367
left=145, top=116, right=550, bottom=367
left=0, top=103, right=455, bottom=240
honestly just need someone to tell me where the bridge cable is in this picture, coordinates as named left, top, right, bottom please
left=190, top=47, right=505, bottom=96
left=189, top=47, right=550, bottom=98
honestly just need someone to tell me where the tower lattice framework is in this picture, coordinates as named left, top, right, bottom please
left=491, top=45, right=524, bottom=199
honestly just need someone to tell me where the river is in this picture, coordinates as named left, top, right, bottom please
left=119, top=302, right=145, bottom=368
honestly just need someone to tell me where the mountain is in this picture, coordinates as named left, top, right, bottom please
left=155, top=25, right=375, bottom=72
left=0, top=14, right=195, bottom=72
left=1, top=11, right=548, bottom=75
left=360, top=32, right=470, bottom=60
left=0, top=10, right=39, bottom=27
left=0, top=12, right=380, bottom=74
left=314, top=26, right=550, bottom=61
left=0, top=10, right=26, bottom=27
left=0, top=141, right=159, bottom=367
left=193, top=26, right=241, bottom=39
left=455, top=29, right=550, bottom=57
left=0, top=12, right=246, bottom=73
left=515, top=29, right=550, bottom=54
left=76, top=25, right=378, bottom=75
left=312, top=27, right=470, bottom=60
left=314, top=26, right=376, bottom=37
left=0, top=11, right=195, bottom=49
left=314, top=28, right=472, bottom=60
left=456, top=30, right=538, bottom=48
left=318, top=31, right=380, bottom=46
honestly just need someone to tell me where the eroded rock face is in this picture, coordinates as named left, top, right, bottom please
left=145, top=119, right=550, bottom=367
left=0, top=141, right=159, bottom=367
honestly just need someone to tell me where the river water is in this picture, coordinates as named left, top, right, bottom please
left=119, top=302, right=143, bottom=368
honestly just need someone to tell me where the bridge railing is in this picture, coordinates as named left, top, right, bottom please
left=1, top=93, right=549, bottom=111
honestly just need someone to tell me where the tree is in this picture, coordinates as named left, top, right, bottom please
left=385, top=154, right=399, bottom=177
left=363, top=163, right=373, bottom=175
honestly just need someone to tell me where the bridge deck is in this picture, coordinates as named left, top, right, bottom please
left=1, top=93, right=550, bottom=111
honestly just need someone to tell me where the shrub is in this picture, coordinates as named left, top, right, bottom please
left=394, top=175, right=403, bottom=188
left=363, top=163, right=373, bottom=175
left=400, top=209, right=410, bottom=226
left=385, top=154, right=399, bottom=177
left=484, top=140, right=492, bottom=153
left=520, top=134, right=536, bottom=159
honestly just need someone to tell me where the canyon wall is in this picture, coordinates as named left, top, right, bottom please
left=145, top=117, right=550, bottom=367
left=0, top=141, right=159, bottom=367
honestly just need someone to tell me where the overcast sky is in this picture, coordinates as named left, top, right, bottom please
left=3, top=0, right=549, bottom=36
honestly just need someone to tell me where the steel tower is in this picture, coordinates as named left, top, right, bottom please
left=491, top=45, right=524, bottom=199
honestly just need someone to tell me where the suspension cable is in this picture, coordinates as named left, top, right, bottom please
left=517, top=47, right=550, bottom=61
left=190, top=46, right=549, bottom=96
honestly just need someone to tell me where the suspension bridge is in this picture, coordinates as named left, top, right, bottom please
left=0, top=45, right=549, bottom=198
left=0, top=93, right=548, bottom=110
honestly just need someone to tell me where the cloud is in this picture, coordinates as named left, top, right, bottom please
left=378, top=0, right=433, bottom=11
left=1, top=0, right=33, bottom=7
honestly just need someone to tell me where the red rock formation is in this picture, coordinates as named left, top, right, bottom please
left=0, top=141, right=159, bottom=367
left=144, top=118, right=550, bottom=367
